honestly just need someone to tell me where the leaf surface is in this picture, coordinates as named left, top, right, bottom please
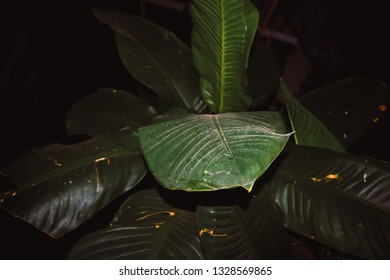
left=0, top=128, right=146, bottom=238
left=138, top=112, right=291, bottom=192
left=299, top=77, right=389, bottom=148
left=66, top=88, right=157, bottom=137
left=281, top=81, right=345, bottom=152
left=197, top=186, right=292, bottom=259
left=248, top=39, right=280, bottom=107
left=93, top=9, right=205, bottom=112
left=189, top=0, right=259, bottom=113
left=269, top=145, right=390, bottom=259
left=67, top=188, right=204, bottom=259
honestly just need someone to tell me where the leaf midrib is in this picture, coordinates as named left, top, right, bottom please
left=211, top=115, right=233, bottom=157
left=219, top=0, right=226, bottom=113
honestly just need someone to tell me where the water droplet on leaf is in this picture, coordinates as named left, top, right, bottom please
left=363, top=173, right=367, bottom=183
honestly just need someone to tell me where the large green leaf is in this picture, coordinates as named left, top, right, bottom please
left=269, top=145, right=390, bottom=259
left=0, top=128, right=146, bottom=238
left=281, top=81, right=345, bottom=152
left=189, top=0, right=259, bottom=113
left=299, top=77, right=389, bottom=148
left=68, top=188, right=204, bottom=259
left=248, top=39, right=280, bottom=108
left=197, top=186, right=292, bottom=259
left=66, top=88, right=158, bottom=137
left=93, top=9, right=205, bottom=112
left=138, top=112, right=292, bottom=192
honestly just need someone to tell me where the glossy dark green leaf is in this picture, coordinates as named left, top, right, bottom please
left=93, top=9, right=205, bottom=112
left=138, top=112, right=292, bottom=192
left=299, top=77, right=389, bottom=148
left=248, top=39, right=280, bottom=107
left=66, top=88, right=158, bottom=137
left=189, top=0, right=259, bottom=113
left=67, top=188, right=204, bottom=259
left=269, top=145, right=390, bottom=259
left=281, top=81, right=345, bottom=152
left=197, top=186, right=292, bottom=259
left=0, top=128, right=146, bottom=238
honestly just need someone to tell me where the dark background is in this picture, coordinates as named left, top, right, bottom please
left=1, top=0, right=389, bottom=259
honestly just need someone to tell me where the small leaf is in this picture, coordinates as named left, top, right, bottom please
left=189, top=0, right=259, bottom=113
left=66, top=88, right=158, bottom=137
left=138, top=112, right=292, bottom=192
left=269, top=145, right=390, bottom=259
left=299, top=77, right=389, bottom=148
left=93, top=9, right=205, bottom=112
left=281, top=80, right=345, bottom=152
left=0, top=128, right=146, bottom=238
left=68, top=188, right=204, bottom=259
left=197, top=186, right=292, bottom=259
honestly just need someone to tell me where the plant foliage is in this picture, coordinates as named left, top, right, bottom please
left=139, top=112, right=291, bottom=192
left=1, top=0, right=390, bottom=259
left=189, top=0, right=259, bottom=113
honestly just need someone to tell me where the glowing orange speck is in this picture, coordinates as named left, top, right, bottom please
left=310, top=177, right=322, bottom=182
left=199, top=228, right=227, bottom=237
left=326, top=174, right=341, bottom=180
left=154, top=222, right=164, bottom=229
left=379, top=105, right=387, bottom=112
left=95, top=157, right=110, bottom=164
left=311, top=174, right=341, bottom=183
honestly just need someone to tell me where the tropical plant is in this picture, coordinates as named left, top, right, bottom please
left=1, top=0, right=390, bottom=259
